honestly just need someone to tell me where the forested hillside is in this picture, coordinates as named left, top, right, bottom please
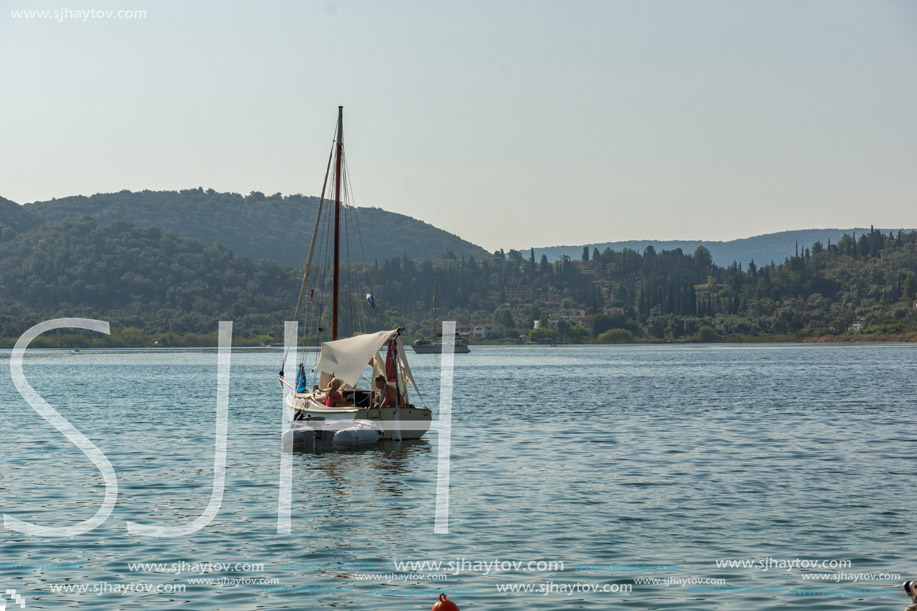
left=0, top=196, right=41, bottom=240
left=0, top=217, right=299, bottom=344
left=24, top=189, right=491, bottom=266
left=0, top=208, right=914, bottom=346
left=367, top=229, right=917, bottom=343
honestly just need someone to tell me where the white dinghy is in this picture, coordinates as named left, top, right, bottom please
left=281, top=418, right=384, bottom=453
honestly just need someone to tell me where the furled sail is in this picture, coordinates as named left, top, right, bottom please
left=394, top=336, right=420, bottom=395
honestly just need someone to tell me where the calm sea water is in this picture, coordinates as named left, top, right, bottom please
left=1, top=344, right=915, bottom=610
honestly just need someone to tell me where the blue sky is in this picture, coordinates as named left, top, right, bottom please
left=1, top=0, right=914, bottom=250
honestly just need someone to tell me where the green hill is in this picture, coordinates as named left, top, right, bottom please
left=0, top=196, right=41, bottom=240
left=0, top=214, right=914, bottom=345
left=24, top=189, right=491, bottom=267
left=0, top=216, right=299, bottom=341
left=2, top=189, right=915, bottom=345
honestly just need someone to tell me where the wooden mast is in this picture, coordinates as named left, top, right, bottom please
left=332, top=106, right=343, bottom=340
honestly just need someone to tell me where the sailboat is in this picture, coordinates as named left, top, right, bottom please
left=279, top=107, right=432, bottom=442
left=412, top=272, right=470, bottom=354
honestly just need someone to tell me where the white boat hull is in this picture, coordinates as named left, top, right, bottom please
left=285, top=391, right=432, bottom=440
left=286, top=392, right=359, bottom=421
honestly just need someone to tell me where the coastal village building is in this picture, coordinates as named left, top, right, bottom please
left=548, top=308, right=590, bottom=328
left=473, top=323, right=504, bottom=339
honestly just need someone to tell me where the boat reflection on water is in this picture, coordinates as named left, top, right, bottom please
left=290, top=439, right=434, bottom=530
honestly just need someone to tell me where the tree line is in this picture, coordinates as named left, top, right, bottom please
left=1, top=216, right=914, bottom=346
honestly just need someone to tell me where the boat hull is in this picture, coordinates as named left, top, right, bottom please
left=411, top=342, right=470, bottom=354
left=286, top=392, right=359, bottom=421
left=355, top=405, right=432, bottom=439
left=285, top=391, right=431, bottom=440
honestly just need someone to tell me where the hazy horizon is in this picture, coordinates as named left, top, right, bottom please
left=2, top=0, right=915, bottom=251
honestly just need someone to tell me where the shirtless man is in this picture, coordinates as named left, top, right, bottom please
left=372, top=375, right=399, bottom=408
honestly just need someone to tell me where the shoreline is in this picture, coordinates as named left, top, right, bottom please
left=2, top=332, right=913, bottom=349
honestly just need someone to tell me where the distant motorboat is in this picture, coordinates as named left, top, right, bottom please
left=411, top=271, right=470, bottom=354
left=412, top=338, right=470, bottom=354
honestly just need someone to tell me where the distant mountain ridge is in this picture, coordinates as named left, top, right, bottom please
left=532, top=228, right=917, bottom=268
left=4, top=191, right=912, bottom=270
left=20, top=189, right=491, bottom=266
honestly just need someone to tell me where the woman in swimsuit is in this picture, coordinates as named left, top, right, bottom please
left=323, top=377, right=352, bottom=407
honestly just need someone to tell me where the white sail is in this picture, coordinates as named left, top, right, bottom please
left=312, top=329, right=399, bottom=387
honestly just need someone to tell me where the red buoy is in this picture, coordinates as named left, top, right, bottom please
left=432, top=592, right=459, bottom=611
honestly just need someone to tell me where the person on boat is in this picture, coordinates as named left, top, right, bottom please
left=372, top=374, right=399, bottom=408
left=323, top=377, right=352, bottom=407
